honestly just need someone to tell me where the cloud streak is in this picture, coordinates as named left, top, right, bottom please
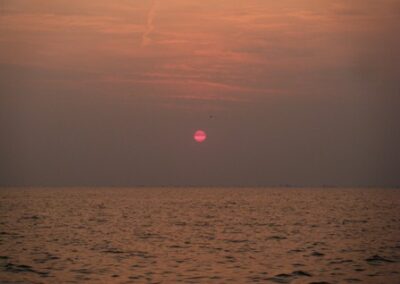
left=141, top=0, right=159, bottom=47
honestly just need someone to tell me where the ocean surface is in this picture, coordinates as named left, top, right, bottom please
left=0, top=187, right=399, bottom=283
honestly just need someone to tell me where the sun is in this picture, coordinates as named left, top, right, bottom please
left=194, top=130, right=207, bottom=143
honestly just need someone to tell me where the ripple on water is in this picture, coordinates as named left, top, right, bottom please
left=1, top=187, right=400, bottom=283
left=4, top=262, right=50, bottom=277
left=267, top=270, right=312, bottom=283
left=365, top=255, right=396, bottom=265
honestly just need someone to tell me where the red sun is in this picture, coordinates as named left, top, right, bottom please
left=194, top=130, right=207, bottom=143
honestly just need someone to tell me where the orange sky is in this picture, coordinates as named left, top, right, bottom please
left=0, top=1, right=399, bottom=186
left=1, top=0, right=398, bottom=106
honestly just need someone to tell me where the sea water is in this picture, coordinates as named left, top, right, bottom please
left=0, top=187, right=399, bottom=283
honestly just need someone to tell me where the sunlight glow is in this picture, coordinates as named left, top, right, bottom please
left=194, top=130, right=207, bottom=143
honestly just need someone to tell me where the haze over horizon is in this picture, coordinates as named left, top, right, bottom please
left=1, top=0, right=399, bottom=187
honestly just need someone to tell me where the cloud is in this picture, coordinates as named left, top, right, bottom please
left=141, top=0, right=159, bottom=47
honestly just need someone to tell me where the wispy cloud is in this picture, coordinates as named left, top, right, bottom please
left=141, top=0, right=159, bottom=47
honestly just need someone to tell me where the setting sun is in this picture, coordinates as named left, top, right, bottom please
left=194, top=130, right=207, bottom=143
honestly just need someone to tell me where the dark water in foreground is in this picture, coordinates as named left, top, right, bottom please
left=0, top=187, right=399, bottom=283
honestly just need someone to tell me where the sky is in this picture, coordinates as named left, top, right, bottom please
left=0, top=0, right=399, bottom=187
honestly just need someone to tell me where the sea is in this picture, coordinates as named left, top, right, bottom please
left=0, top=187, right=399, bottom=283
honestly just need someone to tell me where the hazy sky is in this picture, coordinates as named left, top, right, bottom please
left=1, top=0, right=399, bottom=186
